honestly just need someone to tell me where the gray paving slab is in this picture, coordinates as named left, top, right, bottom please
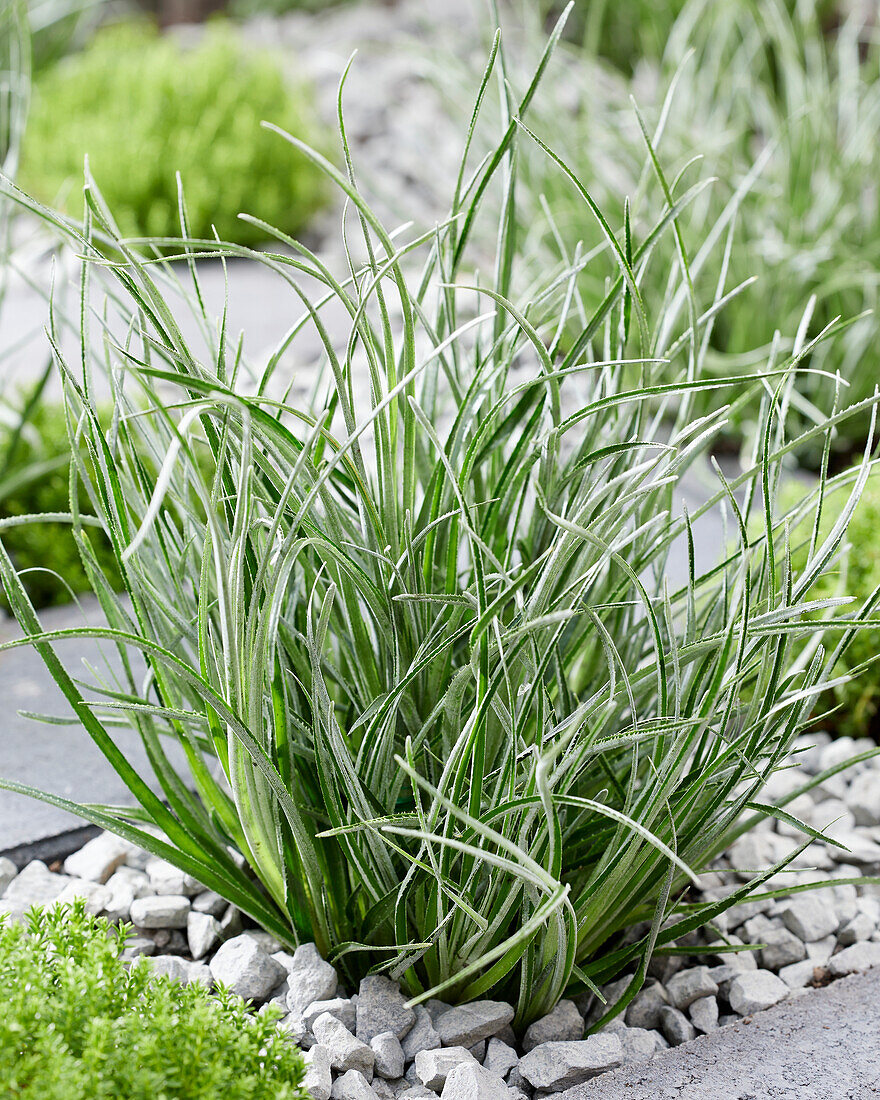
left=562, top=968, right=880, bottom=1100
left=0, top=597, right=173, bottom=850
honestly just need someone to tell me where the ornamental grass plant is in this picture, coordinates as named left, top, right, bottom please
left=771, top=467, right=880, bottom=740
left=1, top=8, right=879, bottom=1027
left=508, top=0, right=880, bottom=465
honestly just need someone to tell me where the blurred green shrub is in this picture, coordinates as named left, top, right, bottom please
left=19, top=20, right=327, bottom=245
left=0, top=388, right=119, bottom=607
left=0, top=901, right=307, bottom=1098
left=783, top=467, right=880, bottom=739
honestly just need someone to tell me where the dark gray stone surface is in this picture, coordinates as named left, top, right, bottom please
left=559, top=969, right=880, bottom=1100
left=0, top=597, right=167, bottom=850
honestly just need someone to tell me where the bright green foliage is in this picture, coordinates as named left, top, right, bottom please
left=0, top=901, right=307, bottom=1098
left=780, top=469, right=880, bottom=739
left=514, top=0, right=880, bottom=465
left=19, top=20, right=327, bottom=245
left=0, top=387, right=119, bottom=607
left=1, top=15, right=877, bottom=1028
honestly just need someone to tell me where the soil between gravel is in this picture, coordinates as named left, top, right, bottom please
left=561, top=968, right=880, bottom=1100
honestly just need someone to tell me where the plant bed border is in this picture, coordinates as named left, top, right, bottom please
left=1, top=822, right=99, bottom=869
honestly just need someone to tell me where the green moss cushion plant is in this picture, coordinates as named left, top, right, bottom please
left=19, top=19, right=327, bottom=245
left=0, top=900, right=307, bottom=1099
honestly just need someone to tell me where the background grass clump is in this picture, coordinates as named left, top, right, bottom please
left=28, top=0, right=106, bottom=75
left=0, top=901, right=307, bottom=1099
left=538, top=0, right=840, bottom=72
left=502, top=0, right=880, bottom=466
left=19, top=19, right=327, bottom=245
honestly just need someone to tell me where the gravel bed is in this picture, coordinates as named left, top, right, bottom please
left=3, top=730, right=880, bottom=1096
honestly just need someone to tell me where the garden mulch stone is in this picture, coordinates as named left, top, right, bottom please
left=415, top=1048, right=478, bottom=1090
left=664, top=967, right=718, bottom=1010
left=304, top=998, right=359, bottom=1035
left=0, top=858, right=70, bottom=920
left=522, top=1001, right=583, bottom=1052
left=129, top=894, right=191, bottom=929
left=726, top=970, right=789, bottom=1015
left=483, top=1038, right=519, bottom=1078
left=517, top=1036, right=623, bottom=1091
left=286, top=941, right=340, bottom=1016
left=687, top=995, right=718, bottom=1034
left=371, top=1033, right=406, bottom=1080
left=439, top=1062, right=508, bottom=1100
left=658, top=1006, right=695, bottom=1047
left=357, top=974, right=416, bottom=1044
left=331, top=1069, right=380, bottom=1100
left=314, top=1013, right=376, bottom=1078
left=434, top=1002, right=516, bottom=1048
left=401, top=1007, right=442, bottom=1061
left=616, top=1027, right=665, bottom=1064
left=827, top=940, right=880, bottom=977
left=209, top=934, right=287, bottom=1002
left=305, top=1045, right=334, bottom=1100
left=187, top=910, right=221, bottom=959
left=61, top=831, right=130, bottom=882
